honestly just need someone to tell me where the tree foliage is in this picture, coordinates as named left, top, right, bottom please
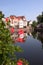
left=37, top=12, right=43, bottom=24
left=31, top=20, right=37, bottom=27
left=0, top=11, right=4, bottom=19
left=0, top=11, right=23, bottom=65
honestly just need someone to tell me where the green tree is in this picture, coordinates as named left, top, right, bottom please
left=0, top=11, right=4, bottom=19
left=37, top=12, right=43, bottom=24
left=0, top=11, right=22, bottom=65
left=31, top=20, right=37, bottom=28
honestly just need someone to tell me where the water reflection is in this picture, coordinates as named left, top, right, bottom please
left=15, top=36, right=43, bottom=65
left=32, top=31, right=43, bottom=49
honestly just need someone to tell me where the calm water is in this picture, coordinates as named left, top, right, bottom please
left=15, top=34, right=43, bottom=65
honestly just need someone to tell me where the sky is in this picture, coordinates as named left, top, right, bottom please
left=0, top=0, right=43, bottom=21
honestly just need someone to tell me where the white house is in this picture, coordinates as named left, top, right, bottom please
left=23, top=20, right=27, bottom=27
left=9, top=16, right=18, bottom=28
left=2, top=15, right=27, bottom=29
left=9, top=18, right=15, bottom=27
left=29, top=21, right=32, bottom=25
left=18, top=16, right=27, bottom=28
left=19, top=19, right=24, bottom=28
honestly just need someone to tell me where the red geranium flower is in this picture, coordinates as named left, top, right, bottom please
left=16, top=38, right=24, bottom=42
left=17, top=60, right=23, bottom=65
left=18, top=29, right=24, bottom=34
left=5, top=18, right=9, bottom=22
left=10, top=28, right=14, bottom=34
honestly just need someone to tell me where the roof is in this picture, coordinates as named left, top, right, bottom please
left=2, top=15, right=26, bottom=22
left=10, top=15, right=16, bottom=19
left=17, top=16, right=26, bottom=20
left=10, top=15, right=26, bottom=21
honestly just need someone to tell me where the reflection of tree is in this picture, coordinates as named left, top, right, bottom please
left=32, top=31, right=43, bottom=49
left=38, top=34, right=43, bottom=49
left=41, top=44, right=43, bottom=49
left=32, top=31, right=37, bottom=38
left=32, top=32, right=43, bottom=43
left=37, top=32, right=43, bottom=43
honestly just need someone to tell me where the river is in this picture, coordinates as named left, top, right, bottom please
left=15, top=33, right=43, bottom=65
